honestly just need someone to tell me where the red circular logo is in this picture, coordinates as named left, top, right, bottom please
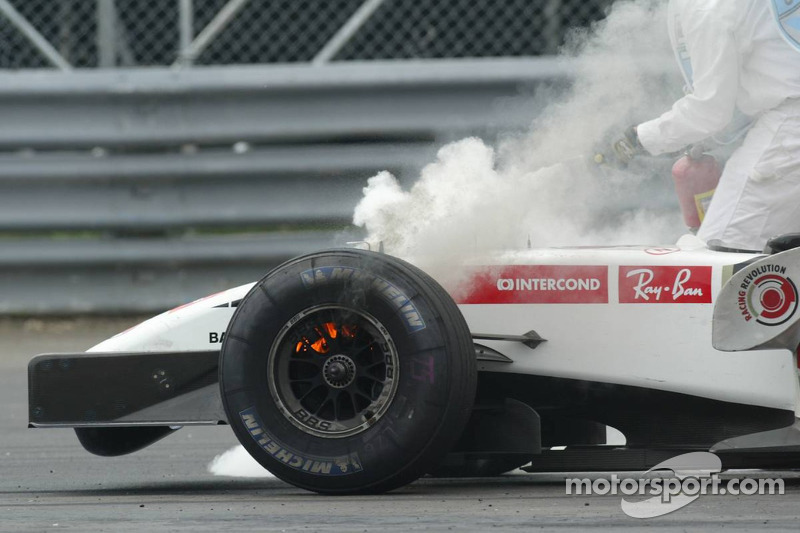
left=747, top=274, right=798, bottom=326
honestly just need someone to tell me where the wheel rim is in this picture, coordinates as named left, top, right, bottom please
left=268, top=305, right=399, bottom=438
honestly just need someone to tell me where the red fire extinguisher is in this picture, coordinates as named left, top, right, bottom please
left=672, top=146, right=722, bottom=231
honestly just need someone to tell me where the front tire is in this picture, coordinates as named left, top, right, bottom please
left=219, top=249, right=477, bottom=494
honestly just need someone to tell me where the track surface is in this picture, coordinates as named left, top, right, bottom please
left=3, top=318, right=800, bottom=532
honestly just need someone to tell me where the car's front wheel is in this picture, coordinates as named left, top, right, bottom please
left=219, top=249, right=477, bottom=494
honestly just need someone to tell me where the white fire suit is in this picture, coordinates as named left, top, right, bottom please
left=636, top=0, right=800, bottom=251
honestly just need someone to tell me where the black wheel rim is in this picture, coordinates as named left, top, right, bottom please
left=268, top=305, right=399, bottom=438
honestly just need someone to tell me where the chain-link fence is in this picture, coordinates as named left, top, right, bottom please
left=0, top=0, right=615, bottom=69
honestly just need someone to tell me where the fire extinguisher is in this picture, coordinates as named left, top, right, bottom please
left=672, top=146, right=722, bottom=231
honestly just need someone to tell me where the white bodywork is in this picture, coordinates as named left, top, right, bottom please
left=90, top=241, right=800, bottom=417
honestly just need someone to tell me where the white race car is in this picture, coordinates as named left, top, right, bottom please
left=28, top=234, right=800, bottom=494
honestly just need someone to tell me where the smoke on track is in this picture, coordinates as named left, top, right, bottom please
left=208, top=445, right=273, bottom=478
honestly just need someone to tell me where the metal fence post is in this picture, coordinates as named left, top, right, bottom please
left=178, top=0, right=194, bottom=67
left=544, top=0, right=562, bottom=54
left=97, top=0, right=117, bottom=68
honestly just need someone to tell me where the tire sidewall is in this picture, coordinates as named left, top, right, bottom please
left=220, top=250, right=470, bottom=493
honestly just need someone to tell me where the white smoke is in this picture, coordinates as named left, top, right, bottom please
left=353, top=0, right=685, bottom=282
left=208, top=445, right=273, bottom=478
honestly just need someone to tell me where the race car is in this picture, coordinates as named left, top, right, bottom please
left=27, top=233, right=800, bottom=494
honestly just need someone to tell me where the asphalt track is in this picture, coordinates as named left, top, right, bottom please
left=3, top=318, right=800, bottom=532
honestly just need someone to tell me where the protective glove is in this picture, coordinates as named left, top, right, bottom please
left=595, top=126, right=646, bottom=168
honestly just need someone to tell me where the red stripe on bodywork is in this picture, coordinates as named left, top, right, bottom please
left=458, top=265, right=608, bottom=304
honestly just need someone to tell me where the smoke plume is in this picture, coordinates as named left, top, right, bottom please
left=353, top=0, right=685, bottom=283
